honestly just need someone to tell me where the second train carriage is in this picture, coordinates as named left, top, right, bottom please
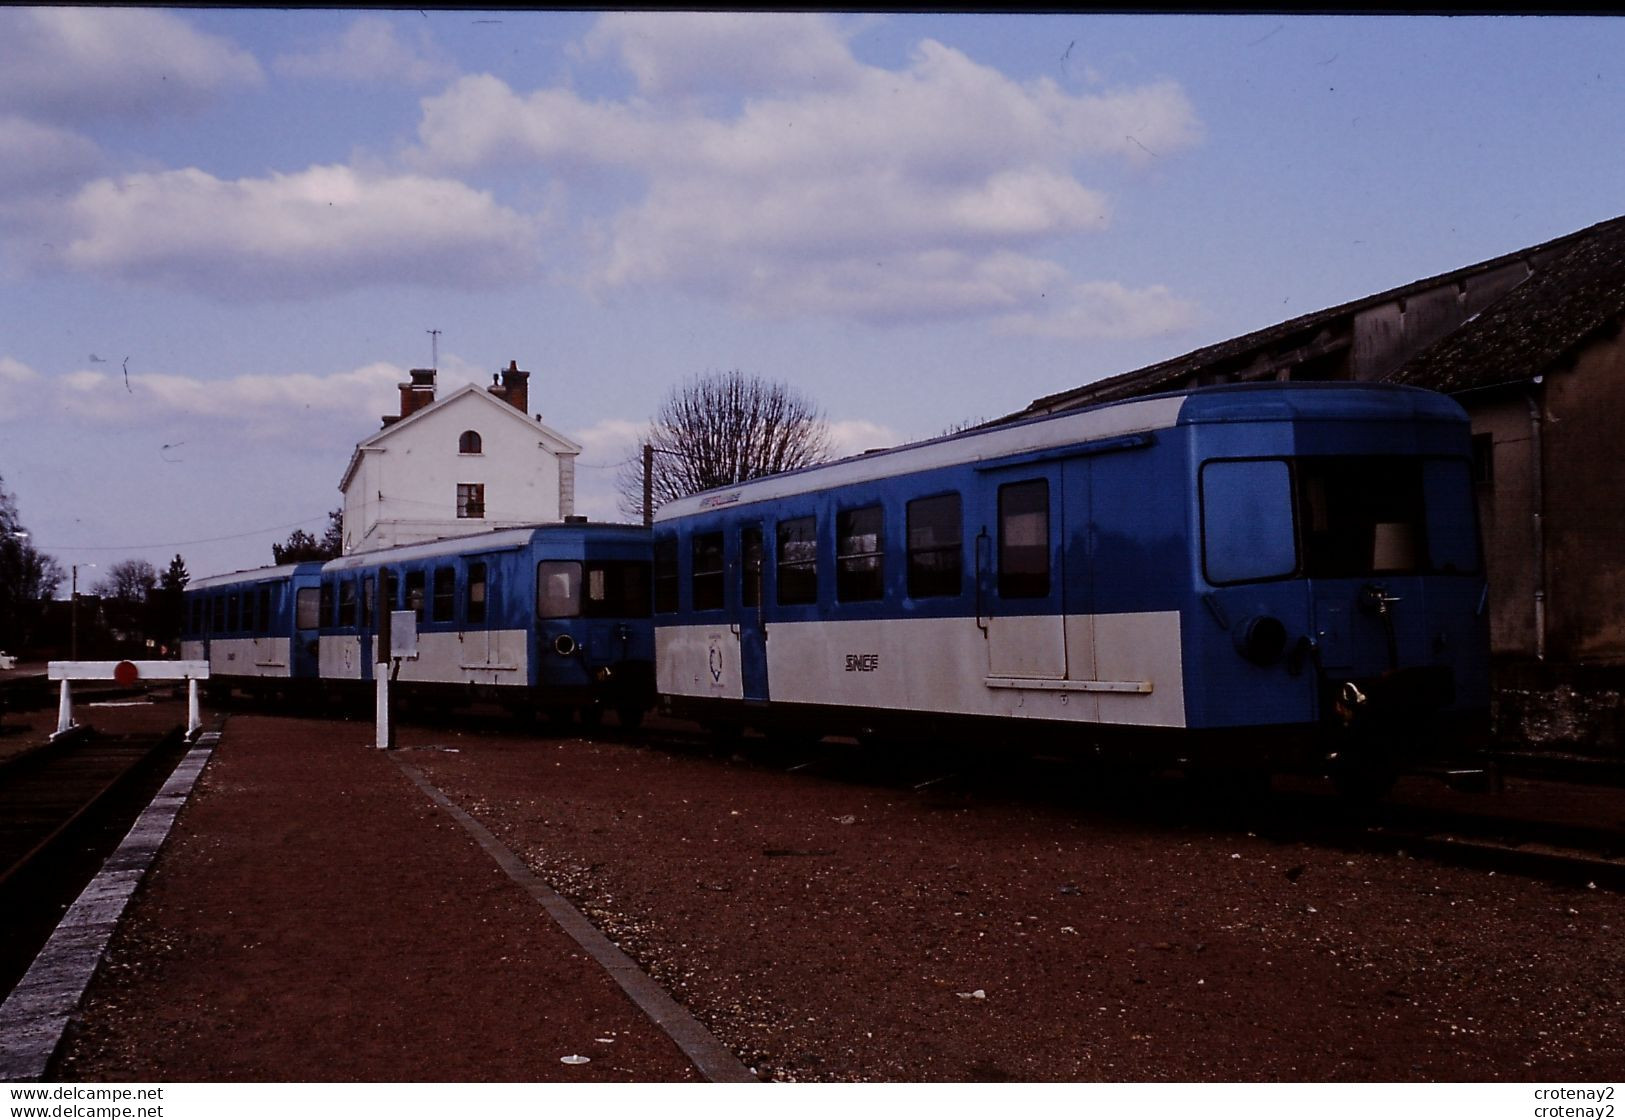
left=182, top=522, right=656, bottom=723
left=651, top=383, right=1491, bottom=789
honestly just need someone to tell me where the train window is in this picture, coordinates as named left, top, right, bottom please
left=211, top=595, right=225, bottom=633
left=338, top=579, right=358, bottom=627
left=319, top=581, right=334, bottom=628
left=467, top=563, right=487, bottom=625
left=1296, top=456, right=1479, bottom=579
left=459, top=430, right=482, bottom=455
left=836, top=506, right=884, bottom=602
left=1423, top=459, right=1481, bottom=575
left=295, top=588, right=320, bottom=630
left=383, top=570, right=399, bottom=614
left=653, top=537, right=679, bottom=613
left=998, top=480, right=1050, bottom=599
left=1201, top=460, right=1297, bottom=584
left=776, top=516, right=818, bottom=605
left=741, top=526, right=763, bottom=609
left=584, top=561, right=652, bottom=618
left=432, top=567, right=456, bottom=623
left=538, top=561, right=581, bottom=619
left=405, top=571, right=426, bottom=619
left=226, top=592, right=240, bottom=632
left=362, top=576, right=375, bottom=627
left=907, top=493, right=962, bottom=599
left=257, top=586, right=273, bottom=630
left=692, top=532, right=725, bottom=611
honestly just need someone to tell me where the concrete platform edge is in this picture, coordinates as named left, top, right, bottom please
left=393, top=757, right=759, bottom=1084
left=0, top=731, right=220, bottom=1082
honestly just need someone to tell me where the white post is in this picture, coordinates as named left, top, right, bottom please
left=187, top=677, right=202, bottom=738
left=375, top=668, right=390, bottom=750
left=55, top=679, right=73, bottom=737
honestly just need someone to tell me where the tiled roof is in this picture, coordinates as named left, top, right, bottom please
left=1387, top=216, right=1625, bottom=394
left=1019, top=214, right=1625, bottom=415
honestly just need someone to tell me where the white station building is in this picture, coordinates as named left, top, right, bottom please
left=338, top=363, right=582, bottom=554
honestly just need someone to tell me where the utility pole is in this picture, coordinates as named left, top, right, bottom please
left=643, top=444, right=654, bottom=528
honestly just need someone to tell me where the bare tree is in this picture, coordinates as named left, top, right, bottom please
left=93, top=559, right=159, bottom=604
left=0, top=473, right=62, bottom=652
left=617, top=371, right=833, bottom=522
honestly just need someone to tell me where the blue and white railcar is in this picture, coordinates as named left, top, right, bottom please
left=652, top=383, right=1489, bottom=786
left=314, top=523, right=654, bottom=722
left=181, top=562, right=324, bottom=692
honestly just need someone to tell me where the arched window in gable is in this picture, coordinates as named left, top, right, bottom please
left=459, top=430, right=483, bottom=454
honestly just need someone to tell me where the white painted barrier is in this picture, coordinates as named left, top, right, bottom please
left=47, top=660, right=211, bottom=740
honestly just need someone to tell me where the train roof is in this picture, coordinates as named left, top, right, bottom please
left=320, top=520, right=646, bottom=572
left=187, top=561, right=317, bottom=591
left=188, top=521, right=647, bottom=588
left=654, top=382, right=1464, bottom=523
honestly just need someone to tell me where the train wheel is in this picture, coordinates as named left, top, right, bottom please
left=578, top=703, right=603, bottom=728
left=615, top=705, right=645, bottom=730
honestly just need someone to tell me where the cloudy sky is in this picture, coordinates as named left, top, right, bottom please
left=2, top=10, right=1623, bottom=581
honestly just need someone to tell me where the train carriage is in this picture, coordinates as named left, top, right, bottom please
left=182, top=522, right=656, bottom=723
left=181, top=562, right=323, bottom=691
left=652, top=383, right=1490, bottom=790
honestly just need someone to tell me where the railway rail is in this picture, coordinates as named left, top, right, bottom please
left=0, top=716, right=190, bottom=1001
left=544, top=716, right=1625, bottom=891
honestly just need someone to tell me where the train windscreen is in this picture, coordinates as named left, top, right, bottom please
left=1202, top=456, right=1480, bottom=585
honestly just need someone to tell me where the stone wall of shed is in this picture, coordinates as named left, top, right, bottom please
left=1541, top=332, right=1625, bottom=665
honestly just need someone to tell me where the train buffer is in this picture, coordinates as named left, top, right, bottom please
left=47, top=660, right=210, bottom=741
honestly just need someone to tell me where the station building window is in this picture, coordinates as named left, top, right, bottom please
left=459, top=430, right=483, bottom=455
left=457, top=483, right=485, bottom=519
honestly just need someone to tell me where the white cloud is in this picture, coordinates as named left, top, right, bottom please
left=51, top=165, right=537, bottom=300
left=0, top=356, right=45, bottom=417
left=413, top=18, right=1202, bottom=332
left=32, top=359, right=402, bottom=446
left=580, top=12, right=865, bottom=100
left=0, top=115, right=103, bottom=195
left=274, top=16, right=457, bottom=87
left=0, top=8, right=262, bottom=124
left=826, top=418, right=908, bottom=458
left=995, top=280, right=1205, bottom=340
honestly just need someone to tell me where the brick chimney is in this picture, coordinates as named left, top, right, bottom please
left=397, top=368, right=437, bottom=421
left=499, top=360, right=529, bottom=415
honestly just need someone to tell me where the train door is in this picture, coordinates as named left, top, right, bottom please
left=290, top=580, right=321, bottom=680
left=460, top=559, right=492, bottom=669
left=737, top=523, right=770, bottom=702
left=981, top=467, right=1067, bottom=681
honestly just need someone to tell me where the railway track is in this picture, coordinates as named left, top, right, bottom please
left=250, top=698, right=1625, bottom=891
left=590, top=720, right=1625, bottom=890
left=0, top=720, right=191, bottom=1001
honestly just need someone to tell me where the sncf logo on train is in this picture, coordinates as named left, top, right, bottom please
left=844, top=653, right=881, bottom=673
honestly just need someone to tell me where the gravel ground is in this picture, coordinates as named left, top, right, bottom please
left=400, top=718, right=1625, bottom=1082
left=43, top=708, right=1625, bottom=1083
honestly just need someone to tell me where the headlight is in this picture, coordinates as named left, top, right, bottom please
left=553, top=633, right=578, bottom=656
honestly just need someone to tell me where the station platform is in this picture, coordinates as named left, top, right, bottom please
left=22, top=711, right=754, bottom=1082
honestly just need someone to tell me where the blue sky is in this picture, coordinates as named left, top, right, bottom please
left=2, top=10, right=1622, bottom=582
